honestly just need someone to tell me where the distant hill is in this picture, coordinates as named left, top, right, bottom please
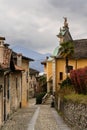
left=12, top=45, right=51, bottom=72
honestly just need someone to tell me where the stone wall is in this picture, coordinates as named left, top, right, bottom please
left=62, top=100, right=87, bottom=130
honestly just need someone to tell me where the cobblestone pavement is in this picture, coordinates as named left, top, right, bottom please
left=35, top=105, right=71, bottom=130
left=0, top=98, right=37, bottom=130
left=0, top=98, right=71, bottom=130
left=35, top=105, right=59, bottom=130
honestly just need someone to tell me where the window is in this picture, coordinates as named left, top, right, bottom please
left=68, top=66, right=73, bottom=73
left=59, top=72, right=63, bottom=80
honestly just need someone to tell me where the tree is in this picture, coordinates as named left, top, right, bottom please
left=58, top=41, right=74, bottom=77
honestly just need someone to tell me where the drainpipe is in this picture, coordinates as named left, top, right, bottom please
left=75, top=59, right=78, bottom=69
left=52, top=57, right=56, bottom=94
left=20, top=72, right=22, bottom=108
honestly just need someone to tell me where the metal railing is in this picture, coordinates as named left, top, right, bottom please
left=42, top=93, right=49, bottom=104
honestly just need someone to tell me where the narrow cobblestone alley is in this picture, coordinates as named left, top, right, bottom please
left=35, top=105, right=71, bottom=130
left=0, top=98, right=71, bottom=130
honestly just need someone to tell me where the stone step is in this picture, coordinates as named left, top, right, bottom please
left=43, top=96, right=52, bottom=105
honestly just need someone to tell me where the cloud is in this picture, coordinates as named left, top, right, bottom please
left=0, top=0, right=87, bottom=54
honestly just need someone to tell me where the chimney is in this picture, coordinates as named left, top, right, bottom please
left=17, top=53, right=22, bottom=66
left=0, top=37, right=5, bottom=63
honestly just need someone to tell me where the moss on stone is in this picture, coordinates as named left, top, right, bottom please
left=64, top=93, right=87, bottom=104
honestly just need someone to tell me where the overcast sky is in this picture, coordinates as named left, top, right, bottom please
left=0, top=0, right=87, bottom=54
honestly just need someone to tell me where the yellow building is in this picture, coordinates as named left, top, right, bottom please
left=41, top=57, right=53, bottom=93
left=42, top=18, right=87, bottom=94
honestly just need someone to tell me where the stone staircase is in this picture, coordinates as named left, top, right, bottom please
left=42, top=94, right=52, bottom=105
left=44, top=96, right=52, bottom=105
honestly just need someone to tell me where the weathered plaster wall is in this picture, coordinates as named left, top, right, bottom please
left=0, top=74, right=4, bottom=126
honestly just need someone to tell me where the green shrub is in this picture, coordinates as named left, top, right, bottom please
left=36, top=92, right=46, bottom=104
left=59, top=77, right=75, bottom=97
left=60, top=77, right=72, bottom=88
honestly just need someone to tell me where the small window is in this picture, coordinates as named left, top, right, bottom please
left=68, top=66, right=73, bottom=73
left=59, top=72, right=63, bottom=80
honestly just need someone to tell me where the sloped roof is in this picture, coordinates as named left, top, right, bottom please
left=12, top=51, right=34, bottom=61
left=51, top=46, right=59, bottom=57
left=42, top=39, right=87, bottom=62
left=56, top=39, right=87, bottom=59
left=29, top=68, right=39, bottom=75
left=73, top=39, right=87, bottom=59
left=0, top=47, right=12, bottom=70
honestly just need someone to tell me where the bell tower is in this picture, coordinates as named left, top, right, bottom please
left=57, top=17, right=73, bottom=44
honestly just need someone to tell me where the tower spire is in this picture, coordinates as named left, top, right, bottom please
left=63, top=17, right=69, bottom=29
